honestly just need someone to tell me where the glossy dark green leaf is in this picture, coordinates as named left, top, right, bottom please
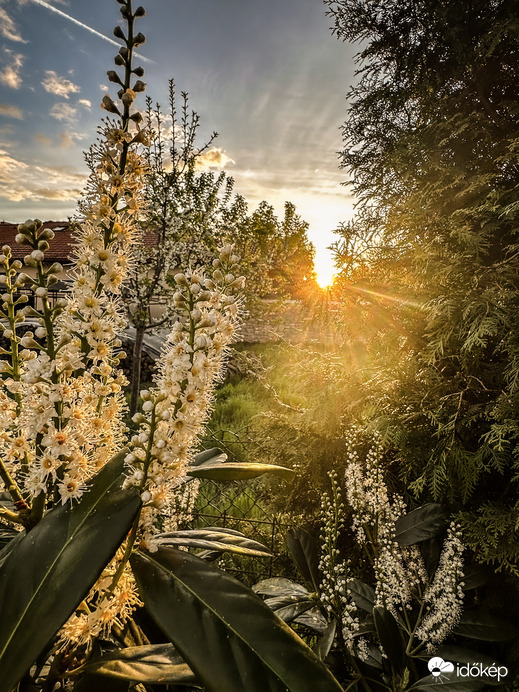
left=409, top=674, right=484, bottom=691
left=272, top=600, right=316, bottom=623
left=155, top=527, right=271, bottom=557
left=253, top=577, right=310, bottom=597
left=394, top=503, right=447, bottom=546
left=80, top=643, right=200, bottom=686
left=461, top=564, right=493, bottom=590
left=373, top=606, right=405, bottom=674
left=186, top=461, right=295, bottom=481
left=131, top=547, right=343, bottom=692
left=347, top=579, right=375, bottom=613
left=0, top=525, right=19, bottom=551
left=264, top=594, right=311, bottom=609
left=286, top=527, right=321, bottom=591
left=453, top=608, right=519, bottom=641
left=72, top=674, right=130, bottom=691
left=354, top=641, right=383, bottom=670
left=353, top=615, right=376, bottom=637
left=314, top=619, right=336, bottom=661
left=191, top=447, right=228, bottom=467
left=0, top=453, right=141, bottom=692
left=294, top=607, right=329, bottom=633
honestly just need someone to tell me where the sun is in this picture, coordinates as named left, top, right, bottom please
left=316, top=270, right=336, bottom=289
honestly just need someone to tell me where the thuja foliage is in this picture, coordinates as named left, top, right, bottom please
left=325, top=0, right=519, bottom=572
left=255, top=433, right=518, bottom=690
left=0, top=2, right=343, bottom=691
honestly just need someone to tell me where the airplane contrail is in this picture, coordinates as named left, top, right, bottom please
left=27, top=0, right=153, bottom=64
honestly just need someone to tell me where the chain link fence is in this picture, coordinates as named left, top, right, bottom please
left=188, top=479, right=295, bottom=586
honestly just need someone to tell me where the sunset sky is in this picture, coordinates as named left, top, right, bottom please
left=0, top=0, right=358, bottom=283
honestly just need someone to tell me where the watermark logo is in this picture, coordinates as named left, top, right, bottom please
left=428, top=657, right=454, bottom=678
left=428, top=656, right=508, bottom=683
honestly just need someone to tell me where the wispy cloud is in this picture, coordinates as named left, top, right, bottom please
left=42, top=70, right=81, bottom=99
left=0, top=103, right=23, bottom=119
left=34, top=132, right=52, bottom=146
left=49, top=102, right=78, bottom=122
left=78, top=98, right=91, bottom=109
left=0, top=2, right=27, bottom=43
left=58, top=130, right=84, bottom=148
left=0, top=148, right=85, bottom=202
left=25, top=0, right=153, bottom=63
left=0, top=50, right=24, bottom=89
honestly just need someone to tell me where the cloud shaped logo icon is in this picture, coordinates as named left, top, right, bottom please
left=428, top=657, right=455, bottom=677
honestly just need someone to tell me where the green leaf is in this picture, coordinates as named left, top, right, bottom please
left=191, top=447, right=228, bottom=466
left=355, top=641, right=383, bottom=670
left=346, top=579, right=375, bottom=613
left=286, top=527, right=321, bottom=591
left=461, top=564, right=493, bottom=590
left=409, top=674, right=484, bottom=691
left=253, top=577, right=311, bottom=597
left=155, top=527, right=272, bottom=557
left=314, top=619, right=336, bottom=660
left=270, top=599, right=316, bottom=623
left=373, top=606, right=405, bottom=674
left=394, top=504, right=447, bottom=546
left=80, top=643, right=200, bottom=686
left=453, top=608, right=519, bottom=641
left=186, top=461, right=295, bottom=481
left=72, top=674, right=130, bottom=691
left=0, top=525, right=19, bottom=551
left=294, top=607, right=329, bottom=633
left=0, top=452, right=141, bottom=692
left=131, top=547, right=343, bottom=692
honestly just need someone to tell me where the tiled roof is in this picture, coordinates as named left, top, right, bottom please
left=0, top=222, right=158, bottom=262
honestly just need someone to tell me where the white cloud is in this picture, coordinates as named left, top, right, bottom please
left=99, top=84, right=109, bottom=92
left=0, top=50, right=24, bottom=89
left=195, top=147, right=235, bottom=170
left=78, top=98, right=91, bottom=108
left=42, top=70, right=81, bottom=99
left=0, top=148, right=85, bottom=202
left=0, top=103, right=23, bottom=119
left=49, top=102, right=78, bottom=122
left=0, top=3, right=27, bottom=43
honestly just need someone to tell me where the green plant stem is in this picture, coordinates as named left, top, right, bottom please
left=0, top=455, right=26, bottom=508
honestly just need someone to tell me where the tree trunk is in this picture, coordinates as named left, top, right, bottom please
left=129, top=326, right=145, bottom=417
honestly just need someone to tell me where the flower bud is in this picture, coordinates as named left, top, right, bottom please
left=101, top=94, right=120, bottom=114
left=107, top=70, right=123, bottom=84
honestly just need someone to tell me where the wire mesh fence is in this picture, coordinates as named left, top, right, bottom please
left=188, top=478, right=295, bottom=586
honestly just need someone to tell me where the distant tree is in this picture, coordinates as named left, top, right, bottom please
left=326, top=0, right=519, bottom=571
left=122, top=80, right=238, bottom=414
left=122, top=80, right=316, bottom=414
left=232, top=200, right=316, bottom=303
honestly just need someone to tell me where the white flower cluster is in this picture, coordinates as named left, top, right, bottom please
left=123, top=245, right=244, bottom=547
left=319, top=471, right=359, bottom=644
left=58, top=550, right=142, bottom=652
left=416, top=522, right=465, bottom=648
left=344, top=430, right=413, bottom=614
left=0, top=116, right=148, bottom=512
